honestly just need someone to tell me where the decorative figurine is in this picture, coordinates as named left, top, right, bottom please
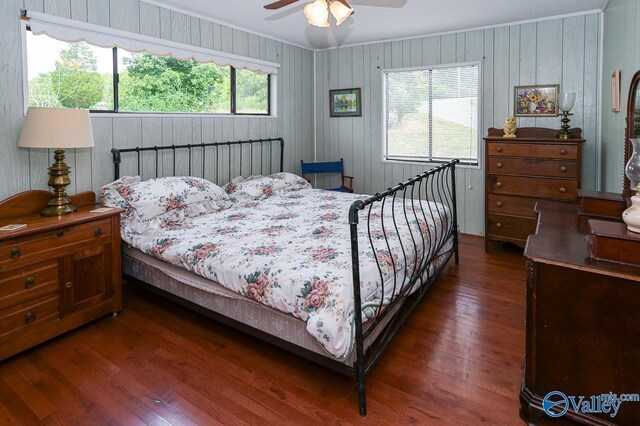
left=503, top=116, right=517, bottom=138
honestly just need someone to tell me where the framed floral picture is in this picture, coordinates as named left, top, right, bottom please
left=330, top=88, right=362, bottom=117
left=514, top=84, right=560, bottom=117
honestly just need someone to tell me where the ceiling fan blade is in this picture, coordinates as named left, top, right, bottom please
left=349, top=0, right=406, bottom=8
left=264, top=0, right=300, bottom=10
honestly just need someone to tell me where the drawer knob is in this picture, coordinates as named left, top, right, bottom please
left=496, top=201, right=503, bottom=207
left=560, top=149, right=567, bottom=155
left=57, top=230, right=65, bottom=237
left=95, top=228, right=103, bottom=237
left=10, top=248, right=21, bottom=259
left=560, top=166, right=567, bottom=172
left=25, top=277, right=35, bottom=289
left=496, top=223, right=503, bottom=229
left=559, top=187, right=567, bottom=193
left=24, top=312, right=36, bottom=324
left=65, top=281, right=73, bottom=289
left=496, top=182, right=503, bottom=188
left=496, top=162, right=503, bottom=168
left=496, top=146, right=503, bottom=152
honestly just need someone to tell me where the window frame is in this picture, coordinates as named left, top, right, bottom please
left=381, top=61, right=482, bottom=169
left=22, top=24, right=276, bottom=118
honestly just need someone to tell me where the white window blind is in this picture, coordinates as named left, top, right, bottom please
left=23, top=11, right=280, bottom=75
left=383, top=63, right=480, bottom=165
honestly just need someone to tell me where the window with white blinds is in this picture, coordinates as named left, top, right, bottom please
left=383, top=63, right=480, bottom=166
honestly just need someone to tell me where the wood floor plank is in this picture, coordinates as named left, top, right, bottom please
left=0, top=235, right=527, bottom=424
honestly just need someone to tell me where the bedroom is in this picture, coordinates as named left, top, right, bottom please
left=0, top=0, right=639, bottom=423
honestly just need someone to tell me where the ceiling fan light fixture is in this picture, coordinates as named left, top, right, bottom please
left=329, top=0, right=353, bottom=26
left=304, top=0, right=330, bottom=27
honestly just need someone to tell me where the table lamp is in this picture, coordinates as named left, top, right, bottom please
left=558, top=92, right=576, bottom=139
left=18, top=107, right=94, bottom=216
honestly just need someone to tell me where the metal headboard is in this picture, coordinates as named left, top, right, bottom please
left=111, top=138, right=285, bottom=182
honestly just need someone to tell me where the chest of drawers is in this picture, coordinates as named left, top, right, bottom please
left=484, top=127, right=585, bottom=250
left=0, top=190, right=122, bottom=360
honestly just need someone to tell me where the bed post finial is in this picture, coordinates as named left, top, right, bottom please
left=111, top=148, right=121, bottom=180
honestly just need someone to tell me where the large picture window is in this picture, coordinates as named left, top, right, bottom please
left=25, top=30, right=271, bottom=116
left=383, top=63, right=480, bottom=166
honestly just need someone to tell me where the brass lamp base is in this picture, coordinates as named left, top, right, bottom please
left=41, top=148, right=76, bottom=217
left=558, top=111, right=573, bottom=139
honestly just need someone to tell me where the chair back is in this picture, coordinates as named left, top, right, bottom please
left=300, top=159, right=344, bottom=176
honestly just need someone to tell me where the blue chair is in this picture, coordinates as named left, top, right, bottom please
left=300, top=158, right=354, bottom=193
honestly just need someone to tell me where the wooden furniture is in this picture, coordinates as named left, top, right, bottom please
left=522, top=200, right=640, bottom=425
left=484, top=127, right=585, bottom=251
left=300, top=158, right=354, bottom=192
left=0, top=191, right=122, bottom=361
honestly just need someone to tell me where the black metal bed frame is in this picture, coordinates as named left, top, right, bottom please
left=110, top=138, right=459, bottom=416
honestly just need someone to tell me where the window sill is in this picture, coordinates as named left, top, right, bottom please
left=382, top=158, right=481, bottom=170
left=89, top=112, right=277, bottom=119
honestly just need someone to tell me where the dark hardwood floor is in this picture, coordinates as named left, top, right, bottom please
left=0, top=235, right=527, bottom=425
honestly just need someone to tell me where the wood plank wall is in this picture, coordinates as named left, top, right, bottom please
left=314, top=14, right=601, bottom=235
left=0, top=0, right=314, bottom=199
left=601, top=0, right=640, bottom=193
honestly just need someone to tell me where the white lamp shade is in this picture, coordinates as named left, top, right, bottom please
left=330, top=0, right=353, bottom=25
left=18, top=107, right=94, bottom=149
left=560, top=92, right=576, bottom=112
left=304, top=0, right=330, bottom=27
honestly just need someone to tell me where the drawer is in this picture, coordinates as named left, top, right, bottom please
left=488, top=157, right=578, bottom=178
left=0, top=219, right=111, bottom=269
left=0, top=294, right=59, bottom=337
left=0, top=259, right=58, bottom=310
left=487, top=194, right=538, bottom=218
left=487, top=214, right=538, bottom=241
left=489, top=175, right=578, bottom=201
left=487, top=142, right=578, bottom=159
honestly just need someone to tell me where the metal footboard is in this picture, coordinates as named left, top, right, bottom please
left=349, top=159, right=459, bottom=415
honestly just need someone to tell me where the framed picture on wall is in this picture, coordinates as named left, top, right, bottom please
left=514, top=84, right=560, bottom=117
left=330, top=88, right=362, bottom=117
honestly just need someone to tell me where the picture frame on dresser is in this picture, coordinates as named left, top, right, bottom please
left=483, top=127, right=585, bottom=252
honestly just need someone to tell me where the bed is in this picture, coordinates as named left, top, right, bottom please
left=108, top=138, right=459, bottom=415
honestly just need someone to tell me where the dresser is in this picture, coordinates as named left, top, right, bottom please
left=0, top=190, right=122, bottom=361
left=484, top=127, right=585, bottom=251
left=521, top=197, right=640, bottom=425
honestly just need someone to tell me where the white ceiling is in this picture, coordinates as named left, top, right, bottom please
left=148, top=0, right=608, bottom=50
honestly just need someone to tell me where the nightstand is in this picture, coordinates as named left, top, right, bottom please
left=0, top=190, right=122, bottom=361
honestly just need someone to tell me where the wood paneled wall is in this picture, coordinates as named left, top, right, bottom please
left=601, top=0, right=640, bottom=193
left=314, top=14, right=601, bottom=235
left=0, top=0, right=314, bottom=199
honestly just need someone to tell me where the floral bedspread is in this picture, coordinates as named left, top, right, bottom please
left=121, top=188, right=451, bottom=359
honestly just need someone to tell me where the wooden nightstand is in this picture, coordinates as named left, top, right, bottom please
left=0, top=190, right=123, bottom=361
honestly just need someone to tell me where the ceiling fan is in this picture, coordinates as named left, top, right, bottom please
left=265, top=0, right=355, bottom=27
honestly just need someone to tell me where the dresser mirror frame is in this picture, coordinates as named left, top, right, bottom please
left=623, top=70, right=640, bottom=200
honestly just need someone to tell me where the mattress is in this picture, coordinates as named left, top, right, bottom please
left=123, top=245, right=408, bottom=366
left=120, top=187, right=451, bottom=359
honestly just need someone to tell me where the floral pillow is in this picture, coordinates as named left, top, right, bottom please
left=115, top=176, right=232, bottom=221
left=223, top=175, right=275, bottom=200
left=99, top=176, right=150, bottom=233
left=270, top=172, right=311, bottom=192
left=99, top=175, right=141, bottom=212
left=223, top=173, right=310, bottom=200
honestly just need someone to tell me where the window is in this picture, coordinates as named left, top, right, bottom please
left=383, top=63, right=480, bottom=165
left=25, top=31, right=271, bottom=116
